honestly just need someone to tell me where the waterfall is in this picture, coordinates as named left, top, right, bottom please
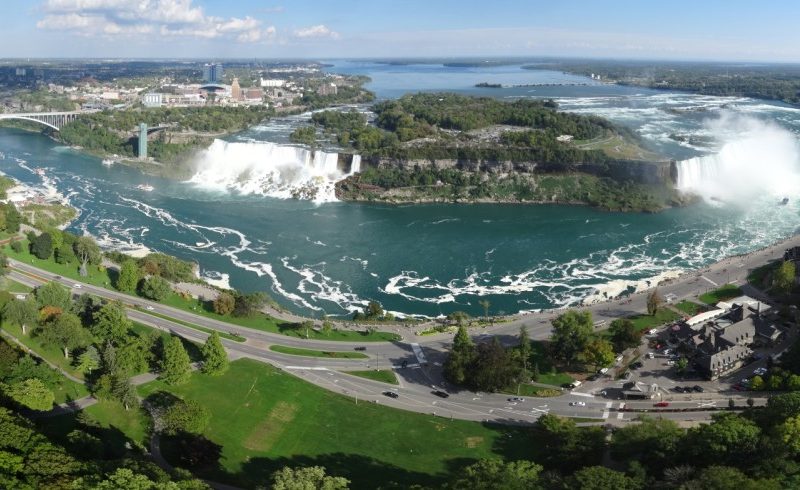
left=188, top=139, right=361, bottom=203
left=674, top=116, right=800, bottom=202
left=350, top=154, right=361, bottom=175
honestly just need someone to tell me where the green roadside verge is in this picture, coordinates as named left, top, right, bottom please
left=269, top=345, right=369, bottom=359
left=342, top=369, right=399, bottom=384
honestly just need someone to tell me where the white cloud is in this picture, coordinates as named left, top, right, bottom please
left=293, top=24, right=339, bottom=40
left=37, top=0, right=273, bottom=43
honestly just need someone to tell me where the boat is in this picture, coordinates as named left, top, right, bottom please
left=136, top=184, right=154, bottom=192
left=102, top=159, right=114, bottom=166
left=780, top=197, right=789, bottom=205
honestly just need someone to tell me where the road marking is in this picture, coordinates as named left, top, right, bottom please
left=284, top=366, right=329, bottom=371
left=392, top=363, right=420, bottom=369
left=698, top=401, right=717, bottom=408
left=409, top=343, right=427, bottom=365
left=618, top=402, right=625, bottom=409
left=605, top=401, right=613, bottom=408
left=700, top=275, right=718, bottom=287
left=571, top=392, right=595, bottom=398
left=602, top=411, right=610, bottom=419
left=617, top=412, right=624, bottom=419
left=530, top=407, right=549, bottom=414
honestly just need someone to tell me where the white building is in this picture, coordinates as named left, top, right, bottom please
left=260, top=78, right=286, bottom=88
left=142, top=93, right=163, bottom=108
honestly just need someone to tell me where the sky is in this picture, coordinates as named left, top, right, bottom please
left=2, top=0, right=800, bottom=61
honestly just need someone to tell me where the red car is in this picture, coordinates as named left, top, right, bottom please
left=654, top=401, right=670, bottom=407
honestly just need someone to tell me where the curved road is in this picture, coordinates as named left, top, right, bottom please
left=9, top=238, right=789, bottom=425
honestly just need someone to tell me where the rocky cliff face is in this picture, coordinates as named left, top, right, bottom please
left=358, top=155, right=673, bottom=185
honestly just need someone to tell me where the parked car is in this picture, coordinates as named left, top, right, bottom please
left=353, top=346, right=367, bottom=351
left=631, top=361, right=644, bottom=369
left=432, top=390, right=450, bottom=398
left=382, top=391, right=399, bottom=399
left=654, top=401, right=670, bottom=407
left=754, top=367, right=768, bottom=376
left=693, top=385, right=704, bottom=393
left=622, top=371, right=632, bottom=380
left=587, top=374, right=601, bottom=381
left=666, top=360, right=676, bottom=366
left=673, top=386, right=684, bottom=393
left=615, top=355, right=624, bottom=364
left=648, top=328, right=659, bottom=335
left=508, top=397, right=525, bottom=403
left=646, top=352, right=655, bottom=359
left=73, top=283, right=82, bottom=289
left=683, top=386, right=694, bottom=392
left=598, top=367, right=609, bottom=374
left=569, top=401, right=586, bottom=407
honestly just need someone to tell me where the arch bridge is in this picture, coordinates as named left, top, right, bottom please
left=0, top=111, right=83, bottom=131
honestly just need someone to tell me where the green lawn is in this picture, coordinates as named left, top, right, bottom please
left=627, top=308, right=681, bottom=332
left=138, top=359, right=531, bottom=488
left=269, top=345, right=368, bottom=359
left=135, top=307, right=245, bottom=343
left=699, top=284, right=743, bottom=305
left=50, top=374, right=89, bottom=404
left=342, top=369, right=398, bottom=385
left=0, top=277, right=32, bottom=293
left=1, top=322, right=84, bottom=380
left=161, top=293, right=402, bottom=342
left=83, top=399, right=150, bottom=448
left=529, top=341, right=574, bottom=386
left=673, top=300, right=706, bottom=316
left=6, top=240, right=114, bottom=289
left=504, top=384, right=563, bottom=397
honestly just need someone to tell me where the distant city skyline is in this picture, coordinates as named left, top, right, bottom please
left=2, top=0, right=800, bottom=62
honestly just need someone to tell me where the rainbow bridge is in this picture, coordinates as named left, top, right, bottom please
left=0, top=111, right=84, bottom=131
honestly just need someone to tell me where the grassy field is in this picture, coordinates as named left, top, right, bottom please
left=270, top=345, right=369, bottom=359
left=673, top=300, right=706, bottom=316
left=504, top=383, right=563, bottom=397
left=1, top=321, right=84, bottom=380
left=5, top=240, right=114, bottom=289
left=342, top=370, right=398, bottom=385
left=626, top=308, right=682, bottom=332
left=161, top=293, right=402, bottom=342
left=529, top=340, right=574, bottom=386
left=138, top=359, right=531, bottom=489
left=572, top=133, right=661, bottom=160
left=0, top=277, right=32, bottom=293
left=699, top=284, right=743, bottom=305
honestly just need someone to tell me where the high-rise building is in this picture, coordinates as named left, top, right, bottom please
left=231, top=77, right=241, bottom=100
left=203, top=63, right=224, bottom=83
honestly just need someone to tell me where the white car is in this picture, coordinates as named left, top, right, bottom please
left=648, top=328, right=658, bottom=335
left=146, top=306, right=155, bottom=311
left=646, top=352, right=655, bottom=359
left=754, top=367, right=767, bottom=376
left=73, top=283, right=82, bottom=289
left=569, top=401, right=587, bottom=407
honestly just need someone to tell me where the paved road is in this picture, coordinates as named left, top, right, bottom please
left=9, top=239, right=789, bottom=425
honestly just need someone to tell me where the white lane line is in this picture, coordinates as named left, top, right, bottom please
left=571, top=392, right=595, bottom=398
left=605, top=401, right=613, bottom=408
left=284, top=366, right=329, bottom=371
left=617, top=412, right=624, bottom=419
left=602, top=411, right=610, bottom=419
left=618, top=402, right=626, bottom=409
left=409, top=343, right=427, bottom=364
left=700, top=276, right=718, bottom=287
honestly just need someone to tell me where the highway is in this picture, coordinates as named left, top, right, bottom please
left=8, top=243, right=787, bottom=425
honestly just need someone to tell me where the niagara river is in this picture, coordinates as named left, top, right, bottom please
left=1, top=61, right=800, bottom=319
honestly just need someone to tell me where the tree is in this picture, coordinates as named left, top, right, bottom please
left=73, top=236, right=101, bottom=276
left=676, top=357, right=689, bottom=376
left=0, top=252, right=8, bottom=277
left=34, top=281, right=71, bottom=310
left=779, top=415, right=800, bottom=455
left=270, top=466, right=350, bottom=490
left=447, top=310, right=470, bottom=326
left=3, top=297, right=38, bottom=335
left=468, top=338, right=516, bottom=392
left=38, top=312, right=90, bottom=358
left=571, top=466, right=638, bottom=490
left=54, top=245, right=76, bottom=265
left=160, top=336, right=191, bottom=385
left=91, top=301, right=132, bottom=344
left=646, top=288, right=663, bottom=316
left=750, top=375, right=765, bottom=391
left=774, top=261, right=796, bottom=294
left=478, top=299, right=491, bottom=322
left=233, top=292, right=268, bottom=317
left=30, top=232, right=53, bottom=260
left=451, top=458, right=543, bottom=490
left=76, top=346, right=100, bottom=375
left=112, top=377, right=139, bottom=411
left=687, top=413, right=761, bottom=466
left=139, top=276, right=171, bottom=302
left=582, top=338, right=615, bottom=370
left=443, top=325, right=475, bottom=385
left=610, top=416, right=683, bottom=473
left=5, top=378, right=54, bottom=411
left=200, top=332, right=228, bottom=375
left=116, top=260, right=140, bottom=293
left=518, top=325, right=532, bottom=378
left=687, top=465, right=782, bottom=490
left=609, top=319, right=640, bottom=351
left=550, top=310, right=593, bottom=365
left=162, top=399, right=211, bottom=435
left=212, top=291, right=235, bottom=315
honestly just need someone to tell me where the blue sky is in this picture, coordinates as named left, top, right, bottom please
left=2, top=0, right=800, bottom=61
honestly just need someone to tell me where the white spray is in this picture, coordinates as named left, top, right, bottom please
left=188, top=139, right=361, bottom=203
left=675, top=113, right=800, bottom=203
